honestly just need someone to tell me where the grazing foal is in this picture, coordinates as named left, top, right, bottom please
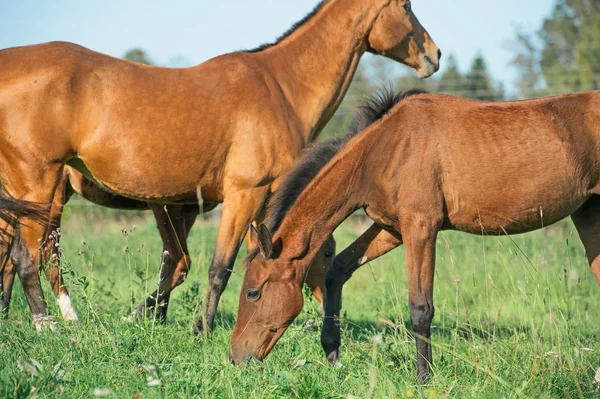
left=230, top=89, right=600, bottom=382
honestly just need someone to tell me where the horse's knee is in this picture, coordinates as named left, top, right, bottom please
left=409, top=301, right=435, bottom=335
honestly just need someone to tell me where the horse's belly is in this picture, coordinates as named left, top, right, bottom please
left=69, top=154, right=224, bottom=204
left=444, top=180, right=589, bottom=235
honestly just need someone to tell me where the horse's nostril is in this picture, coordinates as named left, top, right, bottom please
left=437, top=49, right=442, bottom=61
left=424, top=55, right=432, bottom=65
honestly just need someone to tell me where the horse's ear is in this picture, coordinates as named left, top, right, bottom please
left=248, top=224, right=259, bottom=249
left=257, top=224, right=273, bottom=258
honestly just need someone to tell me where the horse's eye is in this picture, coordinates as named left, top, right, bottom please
left=323, top=251, right=333, bottom=258
left=247, top=289, right=261, bottom=301
left=403, top=1, right=411, bottom=12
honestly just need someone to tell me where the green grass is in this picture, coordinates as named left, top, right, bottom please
left=1, top=204, right=599, bottom=398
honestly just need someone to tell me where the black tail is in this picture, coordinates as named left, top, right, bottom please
left=0, top=195, right=49, bottom=257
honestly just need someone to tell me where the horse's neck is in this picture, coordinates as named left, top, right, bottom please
left=257, top=0, right=386, bottom=143
left=274, top=139, right=369, bottom=280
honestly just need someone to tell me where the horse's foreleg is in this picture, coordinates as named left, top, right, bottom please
left=135, top=204, right=198, bottom=323
left=196, top=186, right=268, bottom=334
left=321, top=224, right=402, bottom=364
left=401, top=216, right=439, bottom=384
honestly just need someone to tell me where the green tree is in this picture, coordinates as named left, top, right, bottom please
left=465, top=54, right=504, bottom=101
left=437, top=54, right=465, bottom=96
left=539, top=0, right=600, bottom=93
left=509, top=31, right=543, bottom=98
left=123, top=48, right=152, bottom=65
left=511, top=0, right=600, bottom=96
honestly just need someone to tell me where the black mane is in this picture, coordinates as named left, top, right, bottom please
left=245, top=1, right=330, bottom=53
left=263, top=87, right=427, bottom=234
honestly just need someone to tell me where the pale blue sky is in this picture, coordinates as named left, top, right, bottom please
left=0, top=1, right=554, bottom=91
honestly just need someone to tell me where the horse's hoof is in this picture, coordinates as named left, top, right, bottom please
left=32, top=314, right=57, bottom=331
left=416, top=371, right=432, bottom=385
left=326, top=349, right=340, bottom=365
left=194, top=318, right=212, bottom=336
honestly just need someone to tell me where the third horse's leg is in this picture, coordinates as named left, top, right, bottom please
left=136, top=204, right=198, bottom=322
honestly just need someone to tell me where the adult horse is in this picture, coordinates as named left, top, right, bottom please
left=229, top=89, right=600, bottom=382
left=0, top=0, right=440, bottom=330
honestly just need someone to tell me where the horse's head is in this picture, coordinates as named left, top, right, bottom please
left=368, top=0, right=441, bottom=78
left=229, top=225, right=334, bottom=364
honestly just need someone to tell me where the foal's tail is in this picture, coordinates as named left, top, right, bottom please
left=0, top=195, right=49, bottom=260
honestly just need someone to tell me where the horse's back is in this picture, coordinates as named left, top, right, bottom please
left=379, top=92, right=600, bottom=234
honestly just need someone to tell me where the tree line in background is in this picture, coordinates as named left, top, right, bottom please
left=123, top=0, right=598, bottom=139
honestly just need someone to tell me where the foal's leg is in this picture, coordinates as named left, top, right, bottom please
left=196, top=186, right=268, bottom=333
left=401, top=216, right=439, bottom=383
left=135, top=204, right=198, bottom=322
left=321, top=224, right=402, bottom=363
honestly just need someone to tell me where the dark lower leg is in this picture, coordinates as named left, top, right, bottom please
left=136, top=205, right=197, bottom=322
left=196, top=251, right=238, bottom=334
left=410, top=301, right=434, bottom=382
left=10, top=230, right=47, bottom=318
left=0, top=260, right=16, bottom=316
left=196, top=187, right=268, bottom=334
left=402, top=218, right=438, bottom=383
left=321, top=225, right=402, bottom=363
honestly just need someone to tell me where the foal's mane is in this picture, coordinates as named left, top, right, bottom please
left=263, top=88, right=427, bottom=235
left=245, top=1, right=331, bottom=53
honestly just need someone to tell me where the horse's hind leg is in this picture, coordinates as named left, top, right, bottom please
left=571, top=195, right=600, bottom=380
left=571, top=195, right=600, bottom=285
left=135, top=204, right=199, bottom=322
left=2, top=164, right=64, bottom=326
left=0, top=259, right=16, bottom=317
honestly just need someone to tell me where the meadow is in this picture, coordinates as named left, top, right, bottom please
left=1, top=201, right=599, bottom=398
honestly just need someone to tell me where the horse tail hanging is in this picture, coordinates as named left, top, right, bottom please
left=0, top=195, right=49, bottom=265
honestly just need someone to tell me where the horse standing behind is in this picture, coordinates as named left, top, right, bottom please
left=230, top=89, right=600, bottom=382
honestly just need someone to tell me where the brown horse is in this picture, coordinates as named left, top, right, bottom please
left=0, top=0, right=439, bottom=330
left=229, top=89, right=600, bottom=382
left=0, top=166, right=335, bottom=321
